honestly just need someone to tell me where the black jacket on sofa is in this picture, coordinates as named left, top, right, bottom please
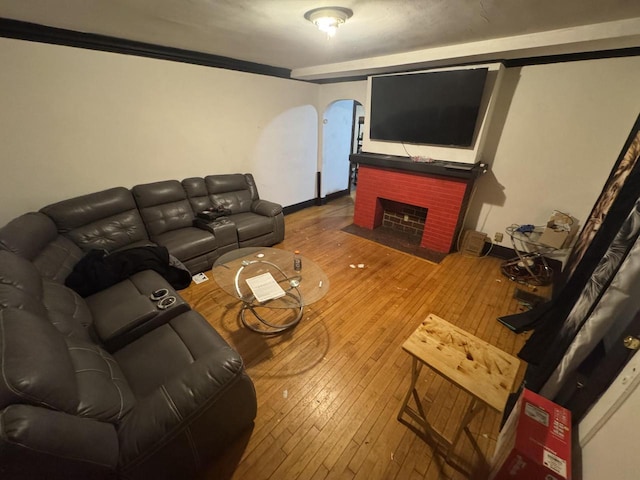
left=65, top=246, right=192, bottom=297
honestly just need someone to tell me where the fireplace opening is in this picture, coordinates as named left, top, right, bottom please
left=376, top=198, right=427, bottom=247
left=343, top=193, right=446, bottom=262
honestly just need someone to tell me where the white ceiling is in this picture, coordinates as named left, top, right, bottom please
left=1, top=0, right=639, bottom=80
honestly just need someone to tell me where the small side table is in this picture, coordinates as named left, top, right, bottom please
left=397, top=314, right=520, bottom=463
left=500, top=225, right=557, bottom=286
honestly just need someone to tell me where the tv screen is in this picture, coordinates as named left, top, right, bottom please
left=369, top=68, right=489, bottom=147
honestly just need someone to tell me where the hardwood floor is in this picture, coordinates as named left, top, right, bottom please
left=183, top=196, right=542, bottom=480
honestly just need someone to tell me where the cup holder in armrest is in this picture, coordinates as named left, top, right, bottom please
left=150, top=288, right=169, bottom=301
left=157, top=296, right=177, bottom=310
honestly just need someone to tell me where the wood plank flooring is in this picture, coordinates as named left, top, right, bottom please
left=183, top=196, right=543, bottom=480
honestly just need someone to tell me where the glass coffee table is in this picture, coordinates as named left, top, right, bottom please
left=212, top=247, right=329, bottom=334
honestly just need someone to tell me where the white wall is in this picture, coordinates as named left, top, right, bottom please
left=579, top=351, right=640, bottom=480
left=317, top=81, right=367, bottom=112
left=321, top=100, right=353, bottom=196
left=0, top=37, right=319, bottom=225
left=468, top=56, right=640, bottom=246
left=1, top=36, right=638, bottom=250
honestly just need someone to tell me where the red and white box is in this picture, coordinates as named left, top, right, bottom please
left=489, top=388, right=572, bottom=480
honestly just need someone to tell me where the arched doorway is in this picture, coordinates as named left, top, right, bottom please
left=321, top=99, right=364, bottom=200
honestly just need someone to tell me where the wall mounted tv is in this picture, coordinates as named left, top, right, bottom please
left=369, top=68, right=489, bottom=147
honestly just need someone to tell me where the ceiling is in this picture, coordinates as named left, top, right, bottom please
left=1, top=0, right=639, bottom=80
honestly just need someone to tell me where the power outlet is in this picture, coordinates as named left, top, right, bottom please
left=403, top=214, right=409, bottom=222
left=494, top=232, right=504, bottom=242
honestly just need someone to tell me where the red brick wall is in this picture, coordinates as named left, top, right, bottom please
left=353, top=166, right=470, bottom=252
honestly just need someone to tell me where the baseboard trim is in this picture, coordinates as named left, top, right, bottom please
left=283, top=190, right=350, bottom=214
left=487, top=243, right=515, bottom=260
left=283, top=199, right=316, bottom=215
left=323, top=189, right=350, bottom=204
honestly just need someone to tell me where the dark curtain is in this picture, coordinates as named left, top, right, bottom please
left=505, top=113, right=640, bottom=399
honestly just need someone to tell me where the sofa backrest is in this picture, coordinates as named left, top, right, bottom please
left=0, top=307, right=135, bottom=423
left=182, top=177, right=212, bottom=214
left=0, top=212, right=83, bottom=283
left=132, top=180, right=195, bottom=237
left=203, top=174, right=259, bottom=214
left=0, top=308, right=80, bottom=414
left=0, top=250, right=48, bottom=318
left=0, top=250, right=93, bottom=340
left=0, top=250, right=135, bottom=423
left=40, top=187, right=149, bottom=253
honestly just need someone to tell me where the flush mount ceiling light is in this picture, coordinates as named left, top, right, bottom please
left=304, top=6, right=353, bottom=38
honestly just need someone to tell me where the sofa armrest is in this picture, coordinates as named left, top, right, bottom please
left=0, top=404, right=118, bottom=480
left=86, top=272, right=191, bottom=352
left=193, top=217, right=238, bottom=250
left=117, top=347, right=256, bottom=478
left=251, top=199, right=282, bottom=217
left=93, top=295, right=159, bottom=345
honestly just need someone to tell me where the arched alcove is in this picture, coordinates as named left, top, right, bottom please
left=320, top=99, right=363, bottom=199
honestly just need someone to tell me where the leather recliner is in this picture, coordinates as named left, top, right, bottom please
left=34, top=173, right=284, bottom=275
left=0, top=195, right=259, bottom=479
left=182, top=174, right=285, bottom=249
left=0, top=248, right=257, bottom=479
left=131, top=180, right=219, bottom=273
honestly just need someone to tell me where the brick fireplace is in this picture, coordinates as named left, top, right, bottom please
left=352, top=158, right=478, bottom=253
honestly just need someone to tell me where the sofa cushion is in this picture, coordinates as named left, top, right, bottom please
left=0, top=308, right=78, bottom=414
left=152, top=227, right=217, bottom=263
left=205, top=174, right=254, bottom=214
left=66, top=336, right=135, bottom=423
left=0, top=212, right=86, bottom=283
left=0, top=212, right=57, bottom=259
left=42, top=280, right=94, bottom=341
left=115, top=311, right=256, bottom=477
left=0, top=251, right=47, bottom=317
left=132, top=180, right=194, bottom=236
left=181, top=177, right=211, bottom=213
left=230, top=212, right=275, bottom=242
left=0, top=251, right=94, bottom=341
left=41, top=187, right=149, bottom=253
left=112, top=310, right=229, bottom=398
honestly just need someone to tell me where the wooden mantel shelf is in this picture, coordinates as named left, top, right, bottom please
left=350, top=152, right=486, bottom=180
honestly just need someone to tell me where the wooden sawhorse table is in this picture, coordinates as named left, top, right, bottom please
left=397, top=314, right=520, bottom=465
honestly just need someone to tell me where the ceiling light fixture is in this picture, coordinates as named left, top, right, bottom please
left=304, top=6, right=353, bottom=38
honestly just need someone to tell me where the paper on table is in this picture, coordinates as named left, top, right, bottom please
left=245, top=272, right=286, bottom=302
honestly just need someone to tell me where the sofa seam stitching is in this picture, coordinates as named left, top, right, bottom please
left=121, top=371, right=245, bottom=471
left=161, top=385, right=201, bottom=470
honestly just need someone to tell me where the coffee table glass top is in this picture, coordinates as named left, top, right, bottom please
left=212, top=247, right=329, bottom=309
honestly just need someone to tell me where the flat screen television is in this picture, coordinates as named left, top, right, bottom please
left=369, top=68, right=489, bottom=147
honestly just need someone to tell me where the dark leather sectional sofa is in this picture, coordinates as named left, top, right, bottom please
left=0, top=174, right=284, bottom=479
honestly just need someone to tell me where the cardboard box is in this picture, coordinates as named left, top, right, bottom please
left=489, top=389, right=571, bottom=480
left=538, top=212, right=577, bottom=249
left=461, top=230, right=487, bottom=256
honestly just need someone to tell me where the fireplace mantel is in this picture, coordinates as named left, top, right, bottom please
left=350, top=152, right=486, bottom=180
